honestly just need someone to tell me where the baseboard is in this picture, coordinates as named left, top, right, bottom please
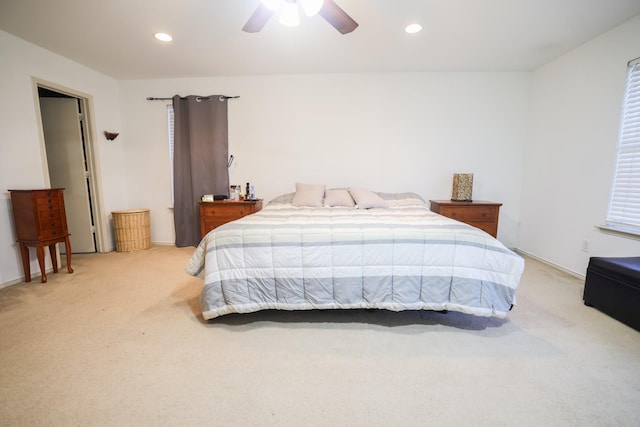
left=151, top=241, right=176, bottom=246
left=515, top=248, right=586, bottom=280
left=0, top=269, right=53, bottom=290
left=0, top=278, right=22, bottom=290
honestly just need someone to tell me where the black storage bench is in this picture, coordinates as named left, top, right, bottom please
left=583, top=257, right=640, bottom=331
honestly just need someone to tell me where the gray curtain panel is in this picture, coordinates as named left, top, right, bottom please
left=173, top=95, right=230, bottom=247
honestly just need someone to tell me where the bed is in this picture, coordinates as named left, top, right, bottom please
left=186, top=188, right=524, bottom=320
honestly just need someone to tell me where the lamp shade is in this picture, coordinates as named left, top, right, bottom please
left=262, top=0, right=284, bottom=11
left=300, top=0, right=324, bottom=16
left=451, top=173, right=473, bottom=201
left=279, top=1, right=300, bottom=26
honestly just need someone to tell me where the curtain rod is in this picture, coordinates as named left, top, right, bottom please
left=146, top=95, right=239, bottom=101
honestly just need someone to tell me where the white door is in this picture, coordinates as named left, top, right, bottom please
left=40, top=97, right=96, bottom=253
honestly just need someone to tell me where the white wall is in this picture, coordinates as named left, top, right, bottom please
left=4, top=11, right=638, bottom=288
left=15, top=14, right=639, bottom=286
left=119, top=72, right=530, bottom=247
left=519, top=15, right=640, bottom=276
left=0, top=30, right=126, bottom=285
left=0, top=29, right=531, bottom=287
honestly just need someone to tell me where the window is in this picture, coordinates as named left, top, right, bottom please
left=167, top=105, right=175, bottom=204
left=606, top=58, right=640, bottom=234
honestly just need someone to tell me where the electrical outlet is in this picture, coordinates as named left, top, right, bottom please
left=581, top=240, right=590, bottom=253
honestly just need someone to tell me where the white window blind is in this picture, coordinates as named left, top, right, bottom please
left=607, top=59, right=640, bottom=233
left=167, top=105, right=175, bottom=204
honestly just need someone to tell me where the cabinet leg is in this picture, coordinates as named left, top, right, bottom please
left=19, top=243, right=31, bottom=283
left=36, top=244, right=47, bottom=283
left=64, top=236, right=73, bottom=274
left=49, top=244, right=58, bottom=273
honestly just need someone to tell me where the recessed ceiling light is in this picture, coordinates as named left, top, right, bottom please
left=405, top=24, right=423, bottom=34
left=154, top=32, right=173, bottom=42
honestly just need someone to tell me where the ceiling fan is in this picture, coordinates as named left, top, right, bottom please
left=242, top=0, right=358, bottom=34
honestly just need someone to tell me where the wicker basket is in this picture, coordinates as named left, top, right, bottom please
left=112, top=209, right=151, bottom=252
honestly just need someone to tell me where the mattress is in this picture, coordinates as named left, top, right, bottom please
left=186, top=193, right=524, bottom=320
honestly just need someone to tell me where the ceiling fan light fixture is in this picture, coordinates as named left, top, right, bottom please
left=300, top=0, right=324, bottom=16
left=279, top=1, right=300, bottom=26
left=262, top=0, right=284, bottom=11
left=243, top=0, right=357, bottom=34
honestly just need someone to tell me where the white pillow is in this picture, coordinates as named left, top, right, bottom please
left=349, top=188, right=389, bottom=209
left=292, top=182, right=326, bottom=207
left=324, top=189, right=355, bottom=207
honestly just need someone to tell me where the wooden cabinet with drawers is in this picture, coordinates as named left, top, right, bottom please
left=429, top=200, right=502, bottom=238
left=199, top=199, right=263, bottom=238
left=9, top=188, right=73, bottom=283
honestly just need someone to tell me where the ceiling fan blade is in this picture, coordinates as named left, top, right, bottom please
left=242, top=3, right=275, bottom=33
left=318, top=0, right=359, bottom=34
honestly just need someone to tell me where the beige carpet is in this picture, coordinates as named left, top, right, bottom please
left=0, top=246, right=638, bottom=426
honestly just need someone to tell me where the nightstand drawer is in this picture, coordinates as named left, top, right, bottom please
left=429, top=200, right=502, bottom=238
left=40, top=215, right=63, bottom=230
left=199, top=200, right=263, bottom=238
left=465, top=221, right=496, bottom=236
left=41, top=227, right=66, bottom=239
left=438, top=206, right=497, bottom=222
left=201, top=206, right=249, bottom=218
left=203, top=215, right=240, bottom=229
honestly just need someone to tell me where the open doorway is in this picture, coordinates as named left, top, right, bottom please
left=36, top=83, right=103, bottom=254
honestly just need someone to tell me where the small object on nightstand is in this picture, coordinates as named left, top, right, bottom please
left=451, top=173, right=473, bottom=201
left=230, top=185, right=241, bottom=200
left=429, top=199, right=502, bottom=238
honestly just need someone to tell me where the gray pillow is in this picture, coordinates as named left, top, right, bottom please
left=349, top=188, right=389, bottom=209
left=292, top=183, right=326, bottom=207
left=324, top=189, right=355, bottom=207
left=268, top=192, right=295, bottom=204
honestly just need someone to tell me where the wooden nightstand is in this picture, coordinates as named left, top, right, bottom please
left=9, top=188, right=74, bottom=283
left=199, top=199, right=263, bottom=238
left=429, top=200, right=502, bottom=238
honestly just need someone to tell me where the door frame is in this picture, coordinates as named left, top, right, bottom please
left=32, top=77, right=109, bottom=253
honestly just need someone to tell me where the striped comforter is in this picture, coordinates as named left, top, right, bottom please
left=186, top=195, right=524, bottom=320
